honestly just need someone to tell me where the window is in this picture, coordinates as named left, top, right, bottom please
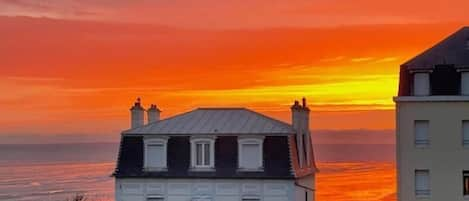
left=431, top=66, right=460, bottom=95
left=413, top=72, right=430, bottom=96
left=463, top=121, right=469, bottom=147
left=238, top=137, right=264, bottom=171
left=196, top=142, right=210, bottom=166
left=461, top=72, right=469, bottom=95
left=190, top=137, right=215, bottom=169
left=415, top=170, right=430, bottom=197
left=464, top=171, right=469, bottom=196
left=148, top=144, right=164, bottom=166
left=144, top=138, right=168, bottom=170
left=415, top=120, right=429, bottom=147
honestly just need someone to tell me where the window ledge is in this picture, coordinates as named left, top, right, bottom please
left=237, top=167, right=264, bottom=172
left=143, top=167, right=168, bottom=172
left=190, top=167, right=215, bottom=172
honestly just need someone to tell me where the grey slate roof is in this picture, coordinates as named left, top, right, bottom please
left=123, top=108, right=295, bottom=135
left=402, top=27, right=469, bottom=69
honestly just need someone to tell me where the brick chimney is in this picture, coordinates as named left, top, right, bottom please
left=147, top=104, right=161, bottom=124
left=130, top=98, right=145, bottom=129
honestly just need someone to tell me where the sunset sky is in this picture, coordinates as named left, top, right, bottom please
left=1, top=0, right=469, bottom=143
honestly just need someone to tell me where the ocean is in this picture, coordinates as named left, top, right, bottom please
left=0, top=143, right=395, bottom=201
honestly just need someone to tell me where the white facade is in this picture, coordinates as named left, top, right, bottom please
left=115, top=178, right=312, bottom=201
left=395, top=98, right=469, bottom=201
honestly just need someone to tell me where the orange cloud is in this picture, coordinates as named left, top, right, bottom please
left=0, top=16, right=466, bottom=140
left=1, top=0, right=469, bottom=28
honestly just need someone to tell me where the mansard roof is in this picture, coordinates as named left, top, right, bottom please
left=402, top=27, right=469, bottom=69
left=113, top=136, right=294, bottom=179
left=123, top=108, right=295, bottom=135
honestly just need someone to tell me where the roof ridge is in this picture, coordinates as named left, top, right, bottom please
left=122, top=107, right=296, bottom=135
left=197, top=107, right=246, bottom=110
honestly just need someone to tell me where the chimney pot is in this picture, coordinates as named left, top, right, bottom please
left=147, top=104, right=161, bottom=124
left=291, top=100, right=302, bottom=110
left=130, top=98, right=145, bottom=128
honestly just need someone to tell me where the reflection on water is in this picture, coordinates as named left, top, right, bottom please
left=317, top=162, right=396, bottom=201
left=0, top=162, right=395, bottom=201
left=0, top=143, right=396, bottom=201
left=0, top=162, right=115, bottom=201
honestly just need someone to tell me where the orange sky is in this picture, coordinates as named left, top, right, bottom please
left=1, top=0, right=468, bottom=143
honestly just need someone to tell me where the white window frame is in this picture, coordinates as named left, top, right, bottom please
left=414, top=120, right=430, bottom=148
left=144, top=137, right=168, bottom=171
left=190, top=137, right=216, bottom=170
left=238, top=137, right=264, bottom=171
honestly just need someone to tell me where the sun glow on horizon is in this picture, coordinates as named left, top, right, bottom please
left=0, top=15, right=467, bottom=137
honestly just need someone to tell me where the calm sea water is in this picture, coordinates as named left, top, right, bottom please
left=0, top=143, right=395, bottom=201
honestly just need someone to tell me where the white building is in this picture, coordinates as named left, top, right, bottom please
left=113, top=98, right=317, bottom=201
left=395, top=27, right=469, bottom=201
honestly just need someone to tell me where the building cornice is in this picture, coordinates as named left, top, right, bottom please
left=394, top=96, right=469, bottom=102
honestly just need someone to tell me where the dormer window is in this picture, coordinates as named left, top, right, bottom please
left=144, top=137, right=168, bottom=170
left=413, top=72, right=430, bottom=96
left=190, top=137, right=215, bottom=170
left=461, top=70, right=469, bottom=95
left=238, top=137, right=264, bottom=171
